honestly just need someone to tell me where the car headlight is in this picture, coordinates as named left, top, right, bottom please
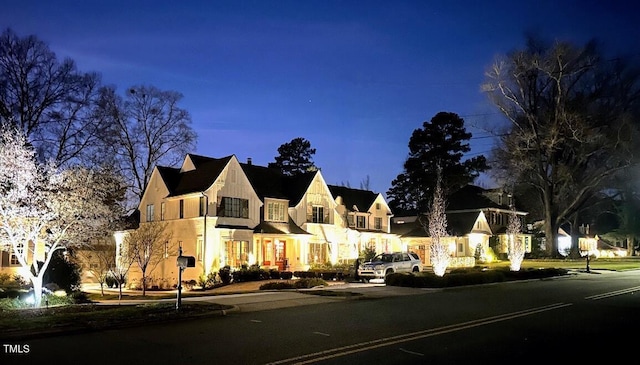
left=374, top=264, right=385, bottom=270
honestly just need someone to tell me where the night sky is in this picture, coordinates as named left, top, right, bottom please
left=2, top=0, right=638, bottom=195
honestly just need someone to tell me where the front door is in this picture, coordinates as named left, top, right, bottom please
left=274, top=240, right=287, bottom=271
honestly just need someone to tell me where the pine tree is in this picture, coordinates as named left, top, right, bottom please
left=268, top=137, right=318, bottom=176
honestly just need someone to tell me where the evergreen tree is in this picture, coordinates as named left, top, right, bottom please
left=268, top=137, right=318, bottom=176
left=387, top=112, right=489, bottom=213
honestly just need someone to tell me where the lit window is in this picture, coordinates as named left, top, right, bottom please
left=312, top=206, right=324, bottom=223
left=267, top=201, right=286, bottom=222
left=219, top=197, right=249, bottom=218
left=308, top=243, right=326, bottom=264
left=347, top=215, right=355, bottom=227
left=146, top=204, right=154, bottom=222
left=197, top=236, right=203, bottom=262
left=225, top=240, right=249, bottom=268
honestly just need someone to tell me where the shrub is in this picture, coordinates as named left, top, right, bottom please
left=182, top=279, right=197, bottom=290
left=269, top=269, right=281, bottom=280
left=43, top=250, right=82, bottom=293
left=259, top=281, right=294, bottom=290
left=0, top=297, right=30, bottom=309
left=386, top=267, right=568, bottom=288
left=219, top=266, right=232, bottom=284
left=197, top=272, right=219, bottom=289
left=281, top=271, right=293, bottom=280
left=0, top=273, right=29, bottom=290
left=293, top=278, right=327, bottom=289
left=232, top=266, right=268, bottom=282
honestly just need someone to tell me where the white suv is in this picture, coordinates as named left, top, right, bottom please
left=358, top=252, right=422, bottom=282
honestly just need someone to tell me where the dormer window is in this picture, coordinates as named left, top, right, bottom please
left=267, top=201, right=287, bottom=222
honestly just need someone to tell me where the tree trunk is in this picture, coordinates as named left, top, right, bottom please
left=31, top=276, right=43, bottom=308
left=628, top=235, right=634, bottom=256
left=142, top=274, right=147, bottom=296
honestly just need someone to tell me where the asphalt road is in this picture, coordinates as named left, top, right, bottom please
left=3, top=270, right=639, bottom=365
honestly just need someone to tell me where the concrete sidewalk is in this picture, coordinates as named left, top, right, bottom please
left=84, top=281, right=430, bottom=312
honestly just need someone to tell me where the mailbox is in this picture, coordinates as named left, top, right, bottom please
left=176, top=255, right=196, bottom=269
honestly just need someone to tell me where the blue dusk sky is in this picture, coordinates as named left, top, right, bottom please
left=2, top=1, right=638, bottom=196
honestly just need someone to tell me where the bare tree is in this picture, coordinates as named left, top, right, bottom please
left=76, top=239, right=116, bottom=296
left=125, top=221, right=174, bottom=296
left=0, top=28, right=108, bottom=167
left=359, top=175, right=371, bottom=190
left=0, top=128, right=122, bottom=307
left=427, top=166, right=449, bottom=277
left=483, top=37, right=640, bottom=256
left=111, top=232, right=137, bottom=302
left=96, top=85, right=197, bottom=210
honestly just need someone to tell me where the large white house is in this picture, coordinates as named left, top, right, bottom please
left=118, top=153, right=399, bottom=286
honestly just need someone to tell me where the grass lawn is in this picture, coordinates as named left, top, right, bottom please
left=483, top=257, right=640, bottom=271
left=0, top=301, right=231, bottom=339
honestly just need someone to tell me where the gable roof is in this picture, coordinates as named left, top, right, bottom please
left=447, top=211, right=489, bottom=236
left=391, top=211, right=490, bottom=238
left=156, top=166, right=181, bottom=195
left=240, top=162, right=317, bottom=206
left=327, top=185, right=379, bottom=212
left=253, top=218, right=312, bottom=235
left=392, top=216, right=429, bottom=237
left=447, top=185, right=516, bottom=211
left=162, top=155, right=233, bottom=197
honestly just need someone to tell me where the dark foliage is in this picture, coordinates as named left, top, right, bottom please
left=387, top=112, right=489, bottom=212
left=386, top=267, right=569, bottom=288
left=43, top=250, right=82, bottom=293
left=267, top=137, right=317, bottom=176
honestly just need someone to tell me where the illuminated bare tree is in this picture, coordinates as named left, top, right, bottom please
left=0, top=128, right=121, bottom=307
left=111, top=233, right=136, bottom=301
left=427, top=166, right=449, bottom=277
left=483, top=37, right=640, bottom=256
left=126, top=221, right=174, bottom=296
left=507, top=205, right=525, bottom=271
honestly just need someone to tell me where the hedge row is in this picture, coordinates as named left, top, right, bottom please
left=385, top=267, right=569, bottom=288
left=293, top=271, right=353, bottom=281
left=259, top=277, right=328, bottom=290
left=229, top=268, right=294, bottom=283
